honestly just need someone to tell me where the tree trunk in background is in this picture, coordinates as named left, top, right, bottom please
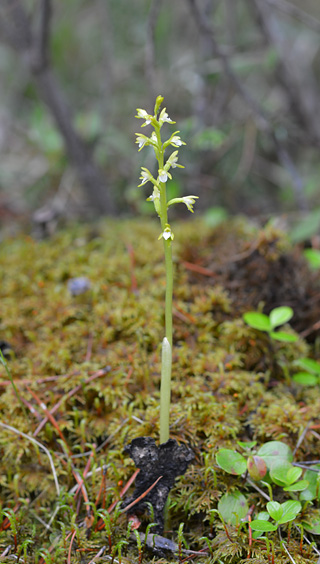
left=32, top=67, right=115, bottom=215
left=0, top=0, right=115, bottom=216
left=252, top=0, right=320, bottom=145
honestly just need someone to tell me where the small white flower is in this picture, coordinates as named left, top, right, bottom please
left=135, top=108, right=152, bottom=126
left=171, top=135, right=185, bottom=147
left=138, top=167, right=153, bottom=187
left=166, top=150, right=183, bottom=169
left=135, top=134, right=148, bottom=150
left=159, top=108, right=175, bottom=126
left=182, top=195, right=199, bottom=213
left=158, top=226, right=174, bottom=241
left=167, top=195, right=199, bottom=213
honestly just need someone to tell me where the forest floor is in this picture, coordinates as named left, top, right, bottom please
left=0, top=217, right=320, bottom=563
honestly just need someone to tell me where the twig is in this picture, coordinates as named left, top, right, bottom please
left=0, top=422, right=60, bottom=495
left=94, top=466, right=108, bottom=508
left=293, top=422, right=311, bottom=457
left=120, top=475, right=163, bottom=514
left=265, top=0, right=320, bottom=33
left=32, top=0, right=51, bottom=72
left=88, top=545, right=107, bottom=564
left=95, top=468, right=140, bottom=530
left=186, top=0, right=269, bottom=130
left=278, top=528, right=297, bottom=564
left=27, top=385, right=73, bottom=457
left=67, top=529, right=77, bottom=564
left=245, top=476, right=270, bottom=501
left=299, top=319, right=320, bottom=339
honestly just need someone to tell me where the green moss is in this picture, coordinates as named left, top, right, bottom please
left=0, top=218, right=319, bottom=562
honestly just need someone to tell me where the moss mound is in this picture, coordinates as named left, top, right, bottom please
left=0, top=218, right=319, bottom=563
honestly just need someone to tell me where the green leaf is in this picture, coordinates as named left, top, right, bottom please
left=302, top=512, right=320, bottom=534
left=303, top=248, right=320, bottom=269
left=293, top=372, right=318, bottom=386
left=270, top=462, right=296, bottom=486
left=277, top=500, right=301, bottom=524
left=270, top=331, right=298, bottom=342
left=267, top=501, right=283, bottom=522
left=216, top=449, right=247, bottom=475
left=237, top=440, right=257, bottom=450
left=218, top=491, right=248, bottom=526
left=250, top=520, right=277, bottom=532
left=269, top=306, right=294, bottom=329
left=286, top=466, right=302, bottom=484
left=300, top=466, right=320, bottom=501
left=243, top=312, right=271, bottom=332
left=257, top=441, right=293, bottom=471
left=284, top=479, right=309, bottom=492
left=256, top=511, right=270, bottom=521
left=296, top=358, right=320, bottom=374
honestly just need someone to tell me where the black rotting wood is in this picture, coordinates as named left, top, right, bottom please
left=123, top=437, right=194, bottom=533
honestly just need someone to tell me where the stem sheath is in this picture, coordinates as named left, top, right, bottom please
left=159, top=337, right=172, bottom=444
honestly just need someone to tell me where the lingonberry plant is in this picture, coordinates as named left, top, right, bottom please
left=135, top=95, right=198, bottom=443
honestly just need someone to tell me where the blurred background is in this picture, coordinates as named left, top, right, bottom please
left=0, top=0, right=320, bottom=240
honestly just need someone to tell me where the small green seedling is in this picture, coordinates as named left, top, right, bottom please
left=216, top=440, right=309, bottom=490
left=135, top=96, right=198, bottom=443
left=216, top=440, right=309, bottom=530
left=250, top=500, right=301, bottom=533
left=243, top=306, right=297, bottom=342
left=292, top=357, right=320, bottom=386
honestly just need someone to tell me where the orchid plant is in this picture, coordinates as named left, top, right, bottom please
left=135, top=95, right=198, bottom=444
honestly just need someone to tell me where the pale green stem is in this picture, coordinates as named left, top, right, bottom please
left=155, top=125, right=173, bottom=442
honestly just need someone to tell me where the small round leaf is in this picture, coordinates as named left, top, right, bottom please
left=243, top=312, right=271, bottom=332
left=270, top=331, right=298, bottom=342
left=257, top=441, right=293, bottom=470
left=216, top=449, right=247, bottom=475
left=284, top=479, right=309, bottom=492
left=250, top=520, right=277, bottom=532
left=267, top=501, right=283, bottom=522
left=277, top=500, right=301, bottom=524
left=269, top=306, right=293, bottom=329
left=293, top=372, right=318, bottom=386
left=218, top=491, right=248, bottom=525
left=296, top=358, right=320, bottom=374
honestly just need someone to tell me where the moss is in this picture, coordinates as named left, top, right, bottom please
left=0, top=218, right=320, bottom=562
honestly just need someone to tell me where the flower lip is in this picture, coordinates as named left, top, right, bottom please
left=158, top=170, right=168, bottom=183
